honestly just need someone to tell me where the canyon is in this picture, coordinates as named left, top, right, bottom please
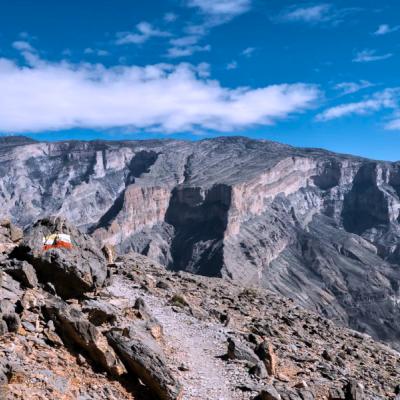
left=1, top=135, right=400, bottom=350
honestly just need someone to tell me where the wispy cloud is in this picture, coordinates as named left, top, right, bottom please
left=226, top=61, right=238, bottom=70
left=165, top=1, right=251, bottom=58
left=188, top=0, right=251, bottom=23
left=276, top=3, right=356, bottom=25
left=166, top=35, right=211, bottom=57
left=353, top=49, right=393, bottom=63
left=241, top=47, right=255, bottom=57
left=385, top=117, right=400, bottom=130
left=166, top=43, right=211, bottom=58
left=84, top=48, right=110, bottom=56
left=373, top=24, right=400, bottom=36
left=334, top=80, right=374, bottom=95
left=0, top=44, right=319, bottom=134
left=164, top=12, right=178, bottom=23
left=278, top=3, right=332, bottom=23
left=116, top=22, right=170, bottom=45
left=12, top=41, right=40, bottom=66
left=316, top=89, right=399, bottom=121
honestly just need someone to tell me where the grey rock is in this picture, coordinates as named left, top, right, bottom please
left=107, top=328, right=182, bottom=400
left=249, top=361, right=268, bottom=379
left=227, top=337, right=259, bottom=364
left=2, top=259, right=38, bottom=288
left=43, top=297, right=126, bottom=377
left=21, top=320, right=36, bottom=332
left=328, top=387, right=346, bottom=400
left=12, top=216, right=107, bottom=298
left=298, top=389, right=315, bottom=400
left=81, top=299, right=118, bottom=326
left=0, top=319, right=8, bottom=335
left=344, top=380, right=364, bottom=400
left=258, top=385, right=282, bottom=400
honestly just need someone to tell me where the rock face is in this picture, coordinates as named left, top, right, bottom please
left=2, top=136, right=400, bottom=348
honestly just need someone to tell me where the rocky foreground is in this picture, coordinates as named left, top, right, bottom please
left=0, top=217, right=399, bottom=400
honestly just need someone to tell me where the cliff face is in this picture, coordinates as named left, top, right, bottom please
left=2, top=136, right=400, bottom=348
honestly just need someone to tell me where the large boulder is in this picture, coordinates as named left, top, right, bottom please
left=0, top=219, right=23, bottom=254
left=0, top=272, right=22, bottom=335
left=107, top=326, right=182, bottom=400
left=12, top=217, right=107, bottom=298
left=43, top=297, right=126, bottom=378
left=1, top=259, right=38, bottom=288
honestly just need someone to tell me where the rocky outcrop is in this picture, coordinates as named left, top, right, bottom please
left=2, top=136, right=400, bottom=349
left=12, top=216, right=107, bottom=298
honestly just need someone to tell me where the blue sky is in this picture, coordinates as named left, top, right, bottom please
left=0, top=0, right=399, bottom=160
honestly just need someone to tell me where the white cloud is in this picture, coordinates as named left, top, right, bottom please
left=385, top=118, right=400, bottom=130
left=116, top=22, right=170, bottom=45
left=166, top=35, right=212, bottom=58
left=12, top=41, right=40, bottom=66
left=167, top=1, right=251, bottom=58
left=374, top=24, right=400, bottom=36
left=164, top=12, right=178, bottom=23
left=226, top=61, right=238, bottom=70
left=334, top=80, right=374, bottom=95
left=316, top=89, right=399, bottom=121
left=353, top=49, right=393, bottom=63
left=166, top=44, right=211, bottom=58
left=188, top=0, right=251, bottom=20
left=278, top=4, right=333, bottom=23
left=277, top=3, right=357, bottom=25
left=241, top=47, right=255, bottom=57
left=84, top=48, right=110, bottom=56
left=0, top=48, right=319, bottom=134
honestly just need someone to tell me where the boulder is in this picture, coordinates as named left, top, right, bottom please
left=107, top=327, right=182, bottom=400
left=81, top=299, right=118, bottom=326
left=0, top=271, right=22, bottom=303
left=258, top=385, right=282, bottom=400
left=43, top=297, right=126, bottom=377
left=0, top=272, right=22, bottom=334
left=249, top=361, right=268, bottom=379
left=344, top=380, right=364, bottom=400
left=12, top=217, right=107, bottom=298
left=328, top=387, right=346, bottom=400
left=2, top=259, right=38, bottom=288
left=134, top=297, right=164, bottom=339
left=255, top=340, right=277, bottom=376
left=227, top=337, right=259, bottom=364
left=0, top=220, right=23, bottom=254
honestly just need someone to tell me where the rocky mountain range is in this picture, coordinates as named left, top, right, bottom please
left=1, top=135, right=400, bottom=352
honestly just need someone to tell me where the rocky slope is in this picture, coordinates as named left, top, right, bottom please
left=0, top=217, right=399, bottom=399
left=1, top=136, right=400, bottom=350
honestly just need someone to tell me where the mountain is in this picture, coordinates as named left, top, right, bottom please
left=1, top=136, right=400, bottom=349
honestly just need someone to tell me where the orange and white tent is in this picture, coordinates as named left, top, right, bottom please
left=42, top=233, right=73, bottom=251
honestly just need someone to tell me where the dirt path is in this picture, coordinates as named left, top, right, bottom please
left=106, top=277, right=252, bottom=400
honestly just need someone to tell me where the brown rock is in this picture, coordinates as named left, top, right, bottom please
left=255, top=341, right=277, bottom=376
